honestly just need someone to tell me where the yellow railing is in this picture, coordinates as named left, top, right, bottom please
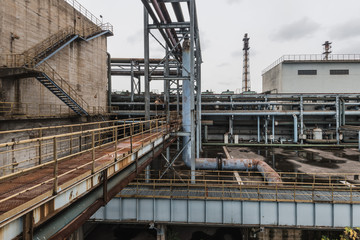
left=119, top=170, right=360, bottom=204
left=0, top=116, right=180, bottom=180
left=0, top=101, right=115, bottom=119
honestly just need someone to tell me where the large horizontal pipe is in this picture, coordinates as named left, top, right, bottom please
left=111, top=58, right=177, bottom=64
left=202, top=111, right=360, bottom=116
left=186, top=158, right=282, bottom=183
left=111, top=70, right=178, bottom=76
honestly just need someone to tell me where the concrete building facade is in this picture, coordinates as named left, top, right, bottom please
left=0, top=0, right=111, bottom=119
left=262, top=55, right=360, bottom=93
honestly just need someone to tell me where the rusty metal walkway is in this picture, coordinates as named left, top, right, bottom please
left=0, top=116, right=180, bottom=239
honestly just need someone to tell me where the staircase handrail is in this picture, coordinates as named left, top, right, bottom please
left=23, top=26, right=77, bottom=67
left=63, top=0, right=113, bottom=31
left=36, top=62, right=89, bottom=113
left=1, top=23, right=110, bottom=68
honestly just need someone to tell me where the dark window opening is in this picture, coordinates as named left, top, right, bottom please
left=298, top=70, right=317, bottom=75
left=330, top=69, right=349, bottom=75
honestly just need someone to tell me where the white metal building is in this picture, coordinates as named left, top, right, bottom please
left=262, top=55, right=360, bottom=93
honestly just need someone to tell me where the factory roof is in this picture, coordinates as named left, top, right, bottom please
left=262, top=54, right=360, bottom=74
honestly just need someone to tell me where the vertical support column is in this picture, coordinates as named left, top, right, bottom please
left=265, top=117, right=268, bottom=144
left=182, top=40, right=192, bottom=174
left=204, top=125, right=208, bottom=143
left=336, top=96, right=340, bottom=145
left=144, top=6, right=150, bottom=121
left=189, top=0, right=196, bottom=183
left=23, top=211, right=34, bottom=240
left=272, top=115, right=275, bottom=144
left=130, top=60, right=135, bottom=103
left=229, top=116, right=234, bottom=143
left=107, top=52, right=112, bottom=112
left=293, top=114, right=298, bottom=143
left=145, top=165, right=150, bottom=183
left=53, top=137, right=58, bottom=195
left=257, top=116, right=260, bottom=143
left=196, top=39, right=202, bottom=158
left=358, top=131, right=360, bottom=152
left=300, top=96, right=304, bottom=144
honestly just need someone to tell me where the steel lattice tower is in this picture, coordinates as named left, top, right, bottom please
left=242, top=33, right=250, bottom=92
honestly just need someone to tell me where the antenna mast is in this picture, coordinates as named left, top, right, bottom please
left=322, top=41, right=332, bottom=60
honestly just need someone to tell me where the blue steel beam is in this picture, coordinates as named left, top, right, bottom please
left=92, top=197, right=360, bottom=229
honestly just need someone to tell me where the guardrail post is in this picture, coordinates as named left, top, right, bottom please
left=115, top=126, right=118, bottom=161
left=141, top=121, right=144, bottom=147
left=130, top=123, right=133, bottom=153
left=38, top=129, right=42, bottom=165
left=53, top=137, right=58, bottom=195
left=92, top=131, right=95, bottom=174
left=123, top=121, right=126, bottom=138
left=70, top=126, right=73, bottom=154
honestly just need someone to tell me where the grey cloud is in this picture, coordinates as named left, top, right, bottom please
left=231, top=50, right=242, bottom=58
left=226, top=0, right=241, bottom=4
left=217, top=62, right=230, bottom=67
left=126, top=30, right=143, bottom=44
left=330, top=19, right=360, bottom=40
left=271, top=17, right=320, bottom=41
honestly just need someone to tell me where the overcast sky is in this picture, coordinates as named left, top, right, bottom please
left=77, top=0, right=360, bottom=93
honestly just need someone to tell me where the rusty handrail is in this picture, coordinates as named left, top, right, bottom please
left=0, top=116, right=180, bottom=180
left=119, top=170, right=360, bottom=204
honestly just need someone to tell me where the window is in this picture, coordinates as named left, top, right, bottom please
left=330, top=69, right=349, bottom=75
left=298, top=70, right=317, bottom=75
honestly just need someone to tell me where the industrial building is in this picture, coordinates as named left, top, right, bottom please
left=1, top=1, right=360, bottom=240
left=262, top=54, right=360, bottom=93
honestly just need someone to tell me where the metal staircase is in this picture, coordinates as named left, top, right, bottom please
left=24, top=24, right=113, bottom=68
left=0, top=24, right=113, bottom=116
left=36, top=62, right=89, bottom=116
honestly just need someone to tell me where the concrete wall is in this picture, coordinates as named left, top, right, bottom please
left=0, top=0, right=109, bottom=117
left=262, top=61, right=360, bottom=93
left=262, top=64, right=282, bottom=93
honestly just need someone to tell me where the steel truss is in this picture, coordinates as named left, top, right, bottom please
left=141, top=0, right=202, bottom=181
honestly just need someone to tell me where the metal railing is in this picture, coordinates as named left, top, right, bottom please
left=0, top=102, right=117, bottom=120
left=262, top=54, right=360, bottom=74
left=36, top=62, right=89, bottom=113
left=0, top=116, right=180, bottom=180
left=119, top=170, right=360, bottom=204
left=1, top=24, right=109, bottom=69
left=64, top=0, right=113, bottom=31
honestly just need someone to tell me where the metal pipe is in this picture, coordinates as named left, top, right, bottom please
left=265, top=117, right=268, bottom=144
left=141, top=0, right=174, bottom=51
left=150, top=0, right=178, bottom=49
left=171, top=3, right=185, bottom=22
left=257, top=116, right=260, bottom=143
left=190, top=0, right=196, bottom=183
left=107, top=52, right=112, bottom=111
left=272, top=115, right=275, bottom=143
left=182, top=40, right=191, bottom=167
left=293, top=114, right=298, bottom=143
left=144, top=7, right=150, bottom=121
left=336, top=96, right=340, bottom=144
left=300, top=96, right=304, bottom=144
left=187, top=158, right=282, bottom=183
